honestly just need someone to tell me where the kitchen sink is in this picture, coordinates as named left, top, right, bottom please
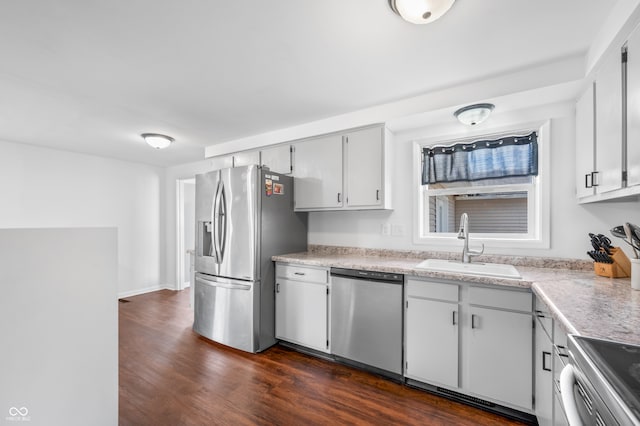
left=415, top=258, right=522, bottom=279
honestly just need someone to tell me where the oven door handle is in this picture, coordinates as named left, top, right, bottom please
left=560, top=364, right=584, bottom=426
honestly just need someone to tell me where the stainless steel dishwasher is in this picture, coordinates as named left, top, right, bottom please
left=330, top=268, right=403, bottom=377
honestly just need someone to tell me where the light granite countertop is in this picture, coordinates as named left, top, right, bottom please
left=273, top=245, right=640, bottom=345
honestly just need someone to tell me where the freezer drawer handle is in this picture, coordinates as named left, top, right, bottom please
left=196, top=276, right=251, bottom=291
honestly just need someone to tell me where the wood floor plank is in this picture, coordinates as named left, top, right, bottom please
left=119, top=289, right=528, bottom=425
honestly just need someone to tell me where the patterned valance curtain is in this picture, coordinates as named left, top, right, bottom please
left=422, top=131, right=538, bottom=185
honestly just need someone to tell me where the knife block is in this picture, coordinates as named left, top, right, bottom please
left=593, top=247, right=631, bottom=278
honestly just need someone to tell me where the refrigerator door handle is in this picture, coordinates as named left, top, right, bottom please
left=218, top=183, right=227, bottom=263
left=212, top=180, right=223, bottom=263
left=195, top=275, right=251, bottom=291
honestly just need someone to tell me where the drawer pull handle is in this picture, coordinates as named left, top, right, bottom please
left=294, top=272, right=306, bottom=276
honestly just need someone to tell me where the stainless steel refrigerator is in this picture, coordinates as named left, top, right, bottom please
left=193, top=165, right=307, bottom=353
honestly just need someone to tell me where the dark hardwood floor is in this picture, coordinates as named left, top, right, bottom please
left=119, top=289, right=527, bottom=425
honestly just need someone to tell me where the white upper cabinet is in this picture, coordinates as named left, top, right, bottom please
left=575, top=23, right=640, bottom=203
left=627, top=27, right=640, bottom=188
left=292, top=125, right=392, bottom=211
left=345, top=127, right=385, bottom=208
left=260, top=144, right=292, bottom=175
left=575, top=84, right=596, bottom=198
left=293, top=134, right=344, bottom=210
left=233, top=150, right=261, bottom=168
left=595, top=48, right=624, bottom=194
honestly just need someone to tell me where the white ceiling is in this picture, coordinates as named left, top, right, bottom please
left=0, top=1, right=619, bottom=166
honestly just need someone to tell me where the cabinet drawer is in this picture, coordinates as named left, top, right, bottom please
left=534, top=296, right=553, bottom=340
left=406, top=279, right=459, bottom=302
left=276, top=264, right=328, bottom=284
left=553, top=321, right=568, bottom=347
left=468, top=286, right=532, bottom=312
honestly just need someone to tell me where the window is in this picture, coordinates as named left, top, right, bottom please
left=414, top=123, right=550, bottom=249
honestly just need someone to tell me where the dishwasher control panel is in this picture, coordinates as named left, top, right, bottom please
left=330, top=267, right=403, bottom=283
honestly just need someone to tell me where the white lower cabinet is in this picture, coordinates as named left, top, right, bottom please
left=534, top=299, right=553, bottom=426
left=275, top=263, right=329, bottom=353
left=405, top=278, right=533, bottom=412
left=406, top=297, right=459, bottom=388
left=465, top=305, right=533, bottom=409
left=552, top=322, right=569, bottom=426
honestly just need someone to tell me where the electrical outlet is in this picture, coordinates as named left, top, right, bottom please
left=381, top=223, right=391, bottom=236
left=392, top=224, right=405, bottom=236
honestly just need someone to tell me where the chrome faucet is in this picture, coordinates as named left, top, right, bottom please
left=457, top=213, right=484, bottom=263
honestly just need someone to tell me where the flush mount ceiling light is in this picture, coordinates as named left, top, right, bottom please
left=141, top=133, right=174, bottom=149
left=388, top=0, right=455, bottom=25
left=453, top=103, right=495, bottom=126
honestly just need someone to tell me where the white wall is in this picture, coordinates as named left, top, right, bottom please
left=0, top=140, right=165, bottom=297
left=308, top=101, right=640, bottom=260
left=0, top=228, right=118, bottom=426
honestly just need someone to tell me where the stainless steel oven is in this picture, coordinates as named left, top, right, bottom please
left=560, top=335, right=640, bottom=425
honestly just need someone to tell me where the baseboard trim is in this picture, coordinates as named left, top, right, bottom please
left=118, top=285, right=173, bottom=299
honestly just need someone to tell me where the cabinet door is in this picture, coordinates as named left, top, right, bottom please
left=595, top=48, right=624, bottom=194
left=575, top=84, right=596, bottom=198
left=233, top=151, right=260, bottom=168
left=275, top=279, right=328, bottom=352
left=553, top=391, right=569, bottom=426
left=406, top=297, right=459, bottom=388
left=345, top=127, right=383, bottom=208
left=627, top=30, right=640, bottom=187
left=292, top=135, right=343, bottom=210
left=261, top=145, right=292, bottom=175
left=465, top=306, right=533, bottom=410
left=535, top=316, right=553, bottom=426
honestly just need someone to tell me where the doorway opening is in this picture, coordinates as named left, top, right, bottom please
left=176, top=178, right=196, bottom=302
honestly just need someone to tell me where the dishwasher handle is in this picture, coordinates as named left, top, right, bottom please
left=330, top=267, right=403, bottom=284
